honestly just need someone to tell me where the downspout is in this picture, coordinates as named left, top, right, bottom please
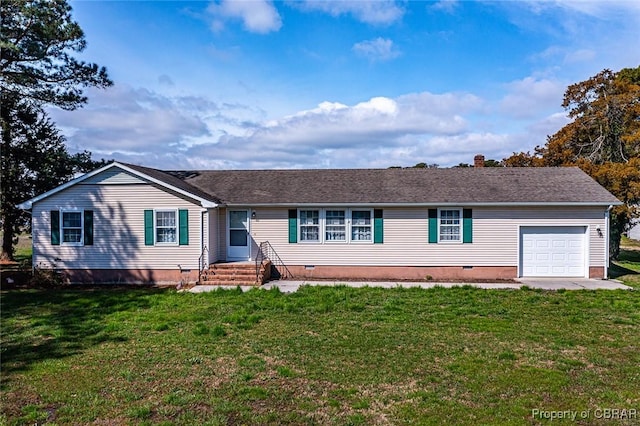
left=604, top=205, right=612, bottom=279
left=200, top=208, right=207, bottom=262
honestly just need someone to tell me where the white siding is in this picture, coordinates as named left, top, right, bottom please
left=207, top=209, right=219, bottom=263
left=629, top=221, right=640, bottom=240
left=247, top=207, right=607, bottom=268
left=217, top=208, right=227, bottom=261
left=82, top=168, right=147, bottom=185
left=33, top=184, right=203, bottom=270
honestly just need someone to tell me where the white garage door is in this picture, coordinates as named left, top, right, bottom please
left=520, top=227, right=586, bottom=277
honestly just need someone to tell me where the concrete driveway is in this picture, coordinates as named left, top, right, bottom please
left=190, top=278, right=632, bottom=294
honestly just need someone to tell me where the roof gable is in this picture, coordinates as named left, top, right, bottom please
left=17, top=162, right=219, bottom=209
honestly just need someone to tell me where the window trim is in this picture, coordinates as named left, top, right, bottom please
left=325, top=209, right=347, bottom=243
left=60, top=209, right=84, bottom=246
left=350, top=209, right=374, bottom=243
left=154, top=209, right=179, bottom=246
left=298, top=209, right=321, bottom=243
left=437, top=208, right=463, bottom=243
left=297, top=208, right=374, bottom=244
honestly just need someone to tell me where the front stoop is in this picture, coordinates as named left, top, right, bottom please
left=198, top=260, right=271, bottom=286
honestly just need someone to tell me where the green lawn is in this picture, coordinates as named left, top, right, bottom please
left=2, top=284, right=639, bottom=425
left=611, top=238, right=640, bottom=289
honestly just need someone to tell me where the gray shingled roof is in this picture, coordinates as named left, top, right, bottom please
left=129, top=166, right=619, bottom=206
left=122, top=162, right=222, bottom=204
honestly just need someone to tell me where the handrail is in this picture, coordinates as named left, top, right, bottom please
left=198, top=245, right=209, bottom=284
left=255, top=240, right=293, bottom=282
left=255, top=243, right=266, bottom=283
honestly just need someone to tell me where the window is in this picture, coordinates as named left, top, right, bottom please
left=351, top=210, right=372, bottom=242
left=300, top=210, right=320, bottom=242
left=439, top=209, right=461, bottom=242
left=51, top=210, right=92, bottom=246
left=62, top=211, right=82, bottom=244
left=295, top=209, right=375, bottom=244
left=144, top=209, right=188, bottom=246
left=325, top=210, right=346, bottom=241
left=156, top=210, right=177, bottom=244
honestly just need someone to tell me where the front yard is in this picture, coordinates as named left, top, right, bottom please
left=2, top=281, right=639, bottom=425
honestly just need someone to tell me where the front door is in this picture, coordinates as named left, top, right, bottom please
left=227, top=210, right=250, bottom=260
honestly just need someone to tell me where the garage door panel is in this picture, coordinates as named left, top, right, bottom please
left=552, top=253, right=566, bottom=261
left=536, top=240, right=549, bottom=248
left=552, top=240, right=566, bottom=248
left=521, top=226, right=586, bottom=277
left=536, top=253, right=549, bottom=261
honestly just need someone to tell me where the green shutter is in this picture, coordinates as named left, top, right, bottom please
left=373, top=209, right=383, bottom=244
left=144, top=210, right=154, bottom=246
left=288, top=209, right=297, bottom=243
left=428, top=209, right=438, bottom=243
left=463, top=208, right=472, bottom=243
left=84, top=210, right=94, bottom=245
left=179, top=209, right=189, bottom=245
left=51, top=210, right=60, bottom=245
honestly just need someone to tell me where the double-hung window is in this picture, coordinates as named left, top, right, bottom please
left=300, top=210, right=320, bottom=242
left=297, top=209, right=374, bottom=243
left=351, top=210, right=372, bottom=242
left=155, top=210, right=177, bottom=244
left=325, top=210, right=346, bottom=241
left=439, top=209, right=462, bottom=242
left=62, top=211, right=83, bottom=244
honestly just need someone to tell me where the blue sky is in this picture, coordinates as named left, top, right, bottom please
left=51, top=0, right=640, bottom=169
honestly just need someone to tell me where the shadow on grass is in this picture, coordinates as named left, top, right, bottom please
left=0, top=288, right=164, bottom=379
left=609, top=263, right=638, bottom=279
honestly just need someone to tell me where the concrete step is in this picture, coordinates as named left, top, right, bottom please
left=202, top=271, right=257, bottom=278
left=199, top=280, right=259, bottom=286
left=201, top=273, right=263, bottom=281
left=199, top=260, right=272, bottom=286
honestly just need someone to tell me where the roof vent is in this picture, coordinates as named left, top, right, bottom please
left=474, top=154, right=485, bottom=168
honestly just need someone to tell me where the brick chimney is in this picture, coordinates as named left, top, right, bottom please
left=474, top=154, right=485, bottom=167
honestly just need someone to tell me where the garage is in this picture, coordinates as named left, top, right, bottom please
left=520, top=226, right=587, bottom=277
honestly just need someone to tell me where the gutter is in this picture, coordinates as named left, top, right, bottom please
left=200, top=209, right=206, bottom=268
left=223, top=201, right=623, bottom=208
left=604, top=205, right=613, bottom=279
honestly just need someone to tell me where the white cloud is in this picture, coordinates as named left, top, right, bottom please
left=353, top=37, right=400, bottom=61
left=207, top=0, right=282, bottom=34
left=430, top=0, right=459, bottom=13
left=179, top=91, right=488, bottom=169
left=295, top=0, right=404, bottom=25
left=532, top=1, right=640, bottom=18
left=564, top=48, right=596, bottom=63
left=48, top=85, right=214, bottom=156
left=51, top=84, right=562, bottom=170
left=500, top=77, right=565, bottom=119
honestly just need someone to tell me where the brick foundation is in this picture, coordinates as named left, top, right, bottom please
left=52, top=265, right=604, bottom=284
left=589, top=267, right=605, bottom=279
left=59, top=269, right=197, bottom=285
left=284, top=265, right=518, bottom=281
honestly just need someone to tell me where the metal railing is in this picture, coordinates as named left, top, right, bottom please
left=255, top=240, right=292, bottom=283
left=198, top=245, right=209, bottom=284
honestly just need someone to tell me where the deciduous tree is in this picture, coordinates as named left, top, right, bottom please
left=504, top=66, right=640, bottom=258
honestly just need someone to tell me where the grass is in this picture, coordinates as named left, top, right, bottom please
left=1, top=237, right=639, bottom=424
left=2, top=284, right=640, bottom=425
left=611, top=237, right=640, bottom=289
